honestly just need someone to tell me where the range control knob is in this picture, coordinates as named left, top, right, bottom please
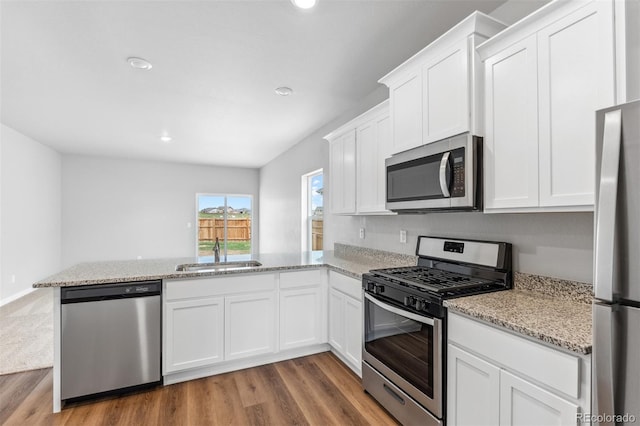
left=403, top=296, right=415, bottom=307
left=415, top=299, right=426, bottom=311
left=374, top=284, right=385, bottom=295
left=366, top=282, right=376, bottom=292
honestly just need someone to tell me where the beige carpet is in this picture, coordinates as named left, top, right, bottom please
left=0, top=288, right=53, bottom=375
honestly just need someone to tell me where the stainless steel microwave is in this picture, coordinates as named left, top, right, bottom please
left=385, top=133, right=482, bottom=212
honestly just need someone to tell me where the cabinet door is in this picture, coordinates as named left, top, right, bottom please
left=330, top=130, right=356, bottom=214
left=330, top=138, right=344, bottom=214
left=537, top=0, right=615, bottom=208
left=357, top=113, right=392, bottom=214
left=344, top=295, right=362, bottom=374
left=423, top=38, right=470, bottom=143
left=500, top=370, right=579, bottom=426
left=225, top=292, right=276, bottom=360
left=342, top=130, right=357, bottom=213
left=484, top=34, right=539, bottom=210
left=447, top=344, right=500, bottom=426
left=356, top=119, right=378, bottom=213
left=279, top=286, right=323, bottom=351
left=164, top=297, right=224, bottom=373
left=390, top=70, right=422, bottom=154
left=375, top=114, right=392, bottom=211
left=328, top=288, right=345, bottom=352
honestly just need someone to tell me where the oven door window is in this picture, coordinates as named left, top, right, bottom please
left=364, top=296, right=434, bottom=398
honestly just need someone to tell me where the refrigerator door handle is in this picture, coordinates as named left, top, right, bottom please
left=593, top=303, right=616, bottom=424
left=594, top=109, right=622, bottom=301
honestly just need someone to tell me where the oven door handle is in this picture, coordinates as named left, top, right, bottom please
left=365, top=293, right=435, bottom=326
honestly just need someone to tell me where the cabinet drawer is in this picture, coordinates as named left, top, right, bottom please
left=328, top=270, right=362, bottom=300
left=448, top=313, right=580, bottom=398
left=165, top=273, right=276, bottom=301
left=279, top=269, right=323, bottom=289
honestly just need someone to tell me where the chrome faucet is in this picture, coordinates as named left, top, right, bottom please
left=213, top=237, right=221, bottom=263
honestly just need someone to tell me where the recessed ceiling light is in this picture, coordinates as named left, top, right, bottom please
left=291, top=0, right=317, bottom=9
left=160, top=134, right=172, bottom=143
left=275, top=86, right=293, bottom=96
left=127, top=57, right=153, bottom=70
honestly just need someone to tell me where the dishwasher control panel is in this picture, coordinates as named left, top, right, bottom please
left=61, top=280, right=162, bottom=303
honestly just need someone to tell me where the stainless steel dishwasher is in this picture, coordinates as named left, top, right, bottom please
left=61, top=280, right=162, bottom=401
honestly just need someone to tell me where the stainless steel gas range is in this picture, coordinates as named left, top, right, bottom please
left=362, top=236, right=512, bottom=426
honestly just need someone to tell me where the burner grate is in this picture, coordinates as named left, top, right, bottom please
left=371, top=266, right=494, bottom=294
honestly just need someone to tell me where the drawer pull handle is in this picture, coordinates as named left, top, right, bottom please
left=383, top=383, right=405, bottom=405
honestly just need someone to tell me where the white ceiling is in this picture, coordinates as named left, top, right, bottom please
left=1, top=0, right=506, bottom=168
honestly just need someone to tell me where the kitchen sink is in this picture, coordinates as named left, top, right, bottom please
left=175, top=260, right=262, bottom=272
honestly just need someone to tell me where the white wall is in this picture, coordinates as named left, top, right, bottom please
left=328, top=213, right=594, bottom=283
left=260, top=0, right=596, bottom=283
left=62, top=155, right=259, bottom=267
left=325, top=0, right=595, bottom=284
left=0, top=124, right=61, bottom=303
left=489, top=0, right=551, bottom=25
left=259, top=86, right=388, bottom=254
left=625, top=0, right=639, bottom=101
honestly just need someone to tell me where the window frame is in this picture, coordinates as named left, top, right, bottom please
left=195, top=193, right=254, bottom=260
left=300, top=169, right=323, bottom=252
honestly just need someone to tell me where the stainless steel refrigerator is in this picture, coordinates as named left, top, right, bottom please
left=593, top=99, right=640, bottom=426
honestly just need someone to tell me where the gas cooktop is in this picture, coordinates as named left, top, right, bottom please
left=364, top=236, right=513, bottom=302
left=369, top=266, right=495, bottom=293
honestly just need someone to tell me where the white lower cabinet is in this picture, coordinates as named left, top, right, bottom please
left=328, top=288, right=345, bottom=352
left=447, top=312, right=589, bottom=426
left=343, top=295, right=363, bottom=371
left=225, top=292, right=276, bottom=360
left=279, top=269, right=326, bottom=351
left=164, top=297, right=224, bottom=373
left=163, top=273, right=278, bottom=377
left=499, top=369, right=578, bottom=425
left=328, top=270, right=362, bottom=376
left=448, top=344, right=500, bottom=426
left=163, top=269, right=363, bottom=382
left=163, top=269, right=329, bottom=382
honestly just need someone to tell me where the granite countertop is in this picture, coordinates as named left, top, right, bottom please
left=34, top=246, right=592, bottom=355
left=33, top=245, right=416, bottom=288
left=444, top=272, right=593, bottom=354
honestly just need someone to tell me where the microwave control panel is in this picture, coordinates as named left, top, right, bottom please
left=451, top=148, right=465, bottom=197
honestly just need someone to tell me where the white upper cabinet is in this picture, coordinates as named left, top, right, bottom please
left=537, top=1, right=615, bottom=208
left=423, top=37, right=469, bottom=142
left=479, top=0, right=620, bottom=212
left=389, top=70, right=422, bottom=154
left=379, top=12, right=506, bottom=155
left=326, top=100, right=393, bottom=215
left=483, top=35, right=539, bottom=209
left=357, top=106, right=392, bottom=214
left=329, top=129, right=356, bottom=214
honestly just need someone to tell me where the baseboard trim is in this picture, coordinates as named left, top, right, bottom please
left=0, top=287, right=37, bottom=307
left=163, top=344, right=331, bottom=385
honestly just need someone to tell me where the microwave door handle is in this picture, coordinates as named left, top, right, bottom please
left=439, top=152, right=451, bottom=197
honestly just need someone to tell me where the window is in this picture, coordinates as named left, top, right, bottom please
left=301, top=170, right=323, bottom=252
left=196, top=194, right=252, bottom=261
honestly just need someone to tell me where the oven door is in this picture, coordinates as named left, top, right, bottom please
left=363, top=292, right=443, bottom=418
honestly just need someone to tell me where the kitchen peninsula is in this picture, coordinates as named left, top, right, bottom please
left=34, top=245, right=416, bottom=412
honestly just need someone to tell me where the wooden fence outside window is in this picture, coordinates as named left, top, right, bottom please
left=198, top=218, right=251, bottom=241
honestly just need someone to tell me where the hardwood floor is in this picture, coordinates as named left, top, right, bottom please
left=0, top=352, right=399, bottom=426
